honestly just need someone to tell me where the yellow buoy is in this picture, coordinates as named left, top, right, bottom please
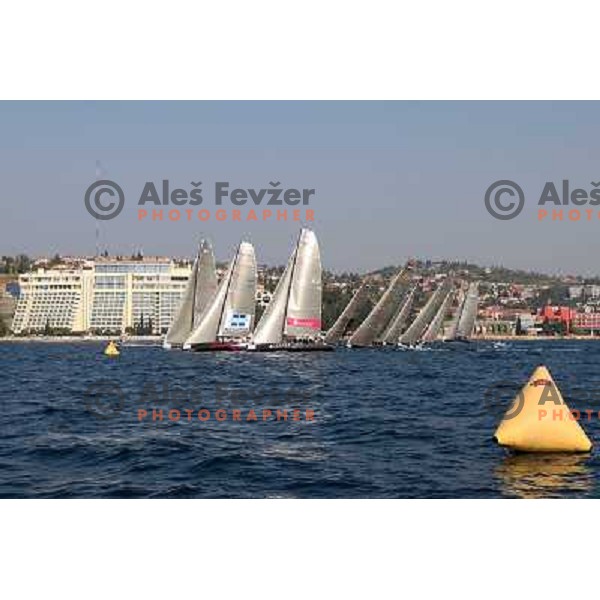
left=104, top=341, right=120, bottom=357
left=494, top=365, right=592, bottom=453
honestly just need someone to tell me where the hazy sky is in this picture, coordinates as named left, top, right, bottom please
left=1, top=101, right=600, bottom=275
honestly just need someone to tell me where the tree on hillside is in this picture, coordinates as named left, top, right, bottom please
left=515, top=316, right=524, bottom=336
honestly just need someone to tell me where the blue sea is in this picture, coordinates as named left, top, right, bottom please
left=1, top=340, right=599, bottom=498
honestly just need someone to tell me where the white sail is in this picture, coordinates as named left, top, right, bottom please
left=164, top=259, right=198, bottom=347
left=455, top=282, right=479, bottom=339
left=252, top=248, right=296, bottom=345
left=218, top=242, right=257, bottom=338
left=381, top=285, right=416, bottom=344
left=422, top=289, right=454, bottom=343
left=164, top=240, right=217, bottom=347
left=284, top=229, right=322, bottom=338
left=184, top=242, right=257, bottom=346
left=446, top=285, right=465, bottom=340
left=192, top=241, right=219, bottom=329
left=348, top=268, right=409, bottom=347
left=324, top=281, right=369, bottom=344
left=252, top=228, right=322, bottom=345
left=399, top=279, right=452, bottom=346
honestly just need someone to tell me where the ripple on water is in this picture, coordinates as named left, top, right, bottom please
left=1, top=340, right=599, bottom=498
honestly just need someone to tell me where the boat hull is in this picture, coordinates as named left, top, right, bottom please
left=346, top=343, right=379, bottom=349
left=163, top=341, right=183, bottom=349
left=248, top=342, right=334, bottom=352
left=189, top=341, right=248, bottom=352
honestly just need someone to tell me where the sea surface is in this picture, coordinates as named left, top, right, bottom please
left=1, top=340, right=600, bottom=498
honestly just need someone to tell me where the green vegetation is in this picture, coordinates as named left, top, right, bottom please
left=0, top=254, right=32, bottom=274
left=127, top=314, right=154, bottom=335
left=532, top=285, right=570, bottom=309
left=14, top=326, right=75, bottom=336
left=46, top=254, right=64, bottom=268
left=515, top=317, right=524, bottom=336
left=42, top=320, right=73, bottom=336
left=89, top=329, right=120, bottom=336
left=368, top=260, right=564, bottom=286
left=322, top=287, right=351, bottom=329
left=541, top=320, right=567, bottom=336
left=487, top=322, right=513, bottom=335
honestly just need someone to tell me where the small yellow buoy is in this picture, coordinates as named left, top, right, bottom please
left=104, top=340, right=120, bottom=357
left=494, top=365, right=592, bottom=453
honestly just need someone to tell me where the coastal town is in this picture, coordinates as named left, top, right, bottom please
left=1, top=252, right=600, bottom=339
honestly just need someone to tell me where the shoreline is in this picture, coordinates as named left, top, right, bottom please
left=0, top=336, right=163, bottom=343
left=474, top=335, right=600, bottom=341
left=1, top=335, right=600, bottom=343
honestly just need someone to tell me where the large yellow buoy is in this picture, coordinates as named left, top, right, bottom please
left=494, top=365, right=592, bottom=453
left=104, top=340, right=120, bottom=357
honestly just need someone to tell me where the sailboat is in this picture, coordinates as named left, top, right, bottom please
left=183, top=241, right=257, bottom=351
left=445, top=285, right=464, bottom=340
left=447, top=281, right=479, bottom=342
left=379, top=285, right=416, bottom=345
left=324, top=280, right=369, bottom=344
left=163, top=240, right=218, bottom=349
left=248, top=228, right=331, bottom=351
left=398, top=278, right=453, bottom=347
left=421, top=289, right=454, bottom=343
left=347, top=267, right=410, bottom=347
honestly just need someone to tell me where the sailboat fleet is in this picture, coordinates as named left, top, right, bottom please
left=164, top=228, right=480, bottom=353
left=165, top=228, right=329, bottom=352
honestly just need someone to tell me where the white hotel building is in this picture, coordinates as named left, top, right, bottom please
left=11, top=259, right=192, bottom=335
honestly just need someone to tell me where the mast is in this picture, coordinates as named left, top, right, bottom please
left=281, top=230, right=302, bottom=340
left=216, top=243, right=241, bottom=336
left=189, top=250, right=198, bottom=331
